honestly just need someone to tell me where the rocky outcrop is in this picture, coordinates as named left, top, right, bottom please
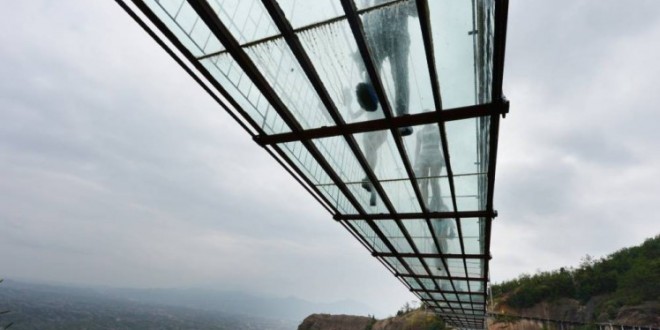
left=615, top=302, right=660, bottom=326
left=371, top=310, right=442, bottom=330
left=490, top=297, right=659, bottom=329
left=297, top=314, right=374, bottom=330
left=298, top=310, right=443, bottom=330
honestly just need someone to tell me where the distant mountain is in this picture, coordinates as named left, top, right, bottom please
left=0, top=280, right=376, bottom=329
left=97, top=286, right=376, bottom=321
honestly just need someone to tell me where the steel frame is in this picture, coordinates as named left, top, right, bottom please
left=116, top=0, right=509, bottom=328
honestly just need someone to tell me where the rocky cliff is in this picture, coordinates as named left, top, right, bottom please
left=298, top=310, right=445, bottom=330
left=490, top=297, right=659, bottom=329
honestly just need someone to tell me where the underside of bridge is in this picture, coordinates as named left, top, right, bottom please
left=117, top=0, right=509, bottom=328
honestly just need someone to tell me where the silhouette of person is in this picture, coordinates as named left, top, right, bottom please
left=430, top=195, right=457, bottom=291
left=413, top=123, right=444, bottom=210
left=356, top=0, right=418, bottom=136
left=350, top=1, right=418, bottom=205
left=412, top=120, right=457, bottom=279
left=344, top=88, right=384, bottom=207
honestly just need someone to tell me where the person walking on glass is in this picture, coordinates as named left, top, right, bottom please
left=355, top=0, right=418, bottom=136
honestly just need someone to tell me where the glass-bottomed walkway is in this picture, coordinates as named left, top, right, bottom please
left=117, top=0, right=509, bottom=328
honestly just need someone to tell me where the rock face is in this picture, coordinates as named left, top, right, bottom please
left=298, top=310, right=444, bottom=330
left=491, top=298, right=660, bottom=329
left=297, top=314, right=374, bottom=330
left=615, top=302, right=660, bottom=326
left=371, top=310, right=442, bottom=330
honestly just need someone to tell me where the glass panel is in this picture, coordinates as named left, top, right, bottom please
left=278, top=141, right=330, bottom=185
left=403, top=257, right=426, bottom=275
left=401, top=276, right=421, bottom=290
left=469, top=280, right=484, bottom=292
left=147, top=0, right=225, bottom=57
left=355, top=0, right=400, bottom=11
left=454, top=174, right=483, bottom=211
left=353, top=131, right=409, bottom=180
left=243, top=39, right=335, bottom=130
left=446, top=258, right=466, bottom=277
left=446, top=117, right=480, bottom=175
left=428, top=0, right=494, bottom=108
left=384, top=257, right=406, bottom=274
left=349, top=220, right=390, bottom=253
left=442, top=293, right=458, bottom=302
left=429, top=292, right=446, bottom=301
left=359, top=1, right=436, bottom=118
left=207, top=0, right=280, bottom=44
left=313, top=136, right=366, bottom=183
left=450, top=279, right=469, bottom=292
left=434, top=301, right=450, bottom=308
left=380, top=179, right=420, bottom=213
left=311, top=136, right=392, bottom=213
left=346, top=182, right=388, bottom=213
left=403, top=219, right=436, bottom=254
left=424, top=258, right=446, bottom=277
left=298, top=20, right=385, bottom=125
left=431, top=218, right=460, bottom=254
left=276, top=0, right=344, bottom=29
left=418, top=277, right=435, bottom=291
left=374, top=220, right=414, bottom=253
left=318, top=184, right=357, bottom=214
left=202, top=54, right=291, bottom=134
left=403, top=123, right=455, bottom=210
left=461, top=218, right=484, bottom=254
left=449, top=302, right=462, bottom=309
left=466, top=259, right=483, bottom=278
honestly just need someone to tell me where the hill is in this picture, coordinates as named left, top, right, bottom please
left=491, top=235, right=660, bottom=327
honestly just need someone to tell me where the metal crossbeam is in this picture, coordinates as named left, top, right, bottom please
left=373, top=252, right=488, bottom=259
left=255, top=101, right=507, bottom=145
left=337, top=210, right=495, bottom=220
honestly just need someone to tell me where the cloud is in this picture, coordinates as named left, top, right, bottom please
left=492, top=0, right=660, bottom=282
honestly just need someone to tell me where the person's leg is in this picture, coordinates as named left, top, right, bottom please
left=390, top=35, right=412, bottom=135
left=391, top=39, right=410, bottom=117
left=361, top=131, right=386, bottom=202
left=429, top=163, right=441, bottom=210
left=362, top=133, right=378, bottom=192
left=415, top=163, right=430, bottom=209
left=434, top=219, right=448, bottom=273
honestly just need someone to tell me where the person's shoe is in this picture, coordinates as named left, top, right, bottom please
left=356, top=82, right=378, bottom=112
left=361, top=178, right=372, bottom=192
left=399, top=126, right=413, bottom=136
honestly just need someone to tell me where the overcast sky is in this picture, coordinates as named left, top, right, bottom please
left=1, top=0, right=659, bottom=318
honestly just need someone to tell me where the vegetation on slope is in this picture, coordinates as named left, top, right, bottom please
left=298, top=305, right=447, bottom=330
left=492, top=235, right=659, bottom=319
